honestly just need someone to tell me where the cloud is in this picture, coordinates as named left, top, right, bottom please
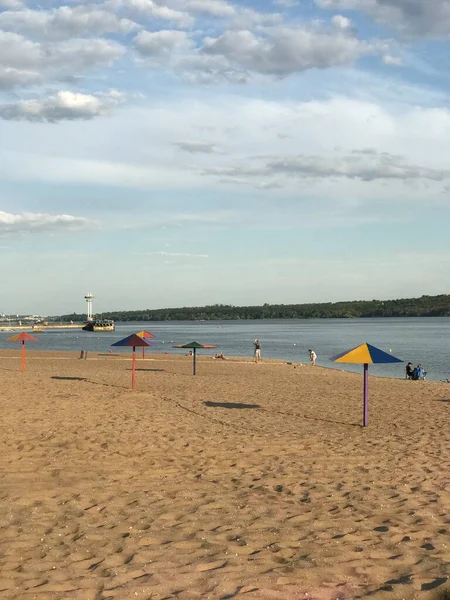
left=315, top=0, right=450, bottom=38
left=0, top=211, right=92, bottom=234
left=231, top=8, right=284, bottom=28
left=0, top=0, right=23, bottom=7
left=117, top=0, right=193, bottom=27
left=382, top=54, right=403, bottom=66
left=331, top=14, right=355, bottom=32
left=175, top=140, right=220, bottom=153
left=183, top=0, right=235, bottom=18
left=152, top=251, right=209, bottom=258
left=203, top=150, right=450, bottom=185
left=134, top=29, right=194, bottom=56
left=273, top=0, right=299, bottom=7
left=0, top=31, right=125, bottom=90
left=201, top=25, right=373, bottom=77
left=0, top=90, right=125, bottom=122
left=0, top=6, right=138, bottom=40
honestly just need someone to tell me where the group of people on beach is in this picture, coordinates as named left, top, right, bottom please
left=196, top=341, right=428, bottom=379
left=252, top=339, right=317, bottom=366
left=406, top=362, right=426, bottom=380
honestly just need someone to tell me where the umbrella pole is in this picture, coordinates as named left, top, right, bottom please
left=132, top=346, right=136, bottom=389
left=142, top=346, right=145, bottom=360
left=21, top=340, right=25, bottom=372
left=363, top=363, right=368, bottom=427
left=193, top=348, right=196, bottom=376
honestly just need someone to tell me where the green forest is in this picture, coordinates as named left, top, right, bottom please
left=59, top=294, right=450, bottom=322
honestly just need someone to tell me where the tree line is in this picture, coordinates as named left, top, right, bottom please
left=57, top=294, right=450, bottom=322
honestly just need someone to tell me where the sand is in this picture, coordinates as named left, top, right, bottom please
left=0, top=349, right=449, bottom=600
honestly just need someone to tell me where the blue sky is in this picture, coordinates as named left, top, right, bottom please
left=1, top=0, right=450, bottom=315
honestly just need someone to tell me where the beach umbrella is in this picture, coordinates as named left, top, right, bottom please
left=330, top=343, right=402, bottom=427
left=111, top=334, right=149, bottom=389
left=136, top=330, right=155, bottom=359
left=172, top=341, right=217, bottom=375
left=7, top=332, right=39, bottom=372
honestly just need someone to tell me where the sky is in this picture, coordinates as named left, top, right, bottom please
left=1, top=0, right=450, bottom=315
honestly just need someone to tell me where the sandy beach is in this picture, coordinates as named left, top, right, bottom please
left=0, top=350, right=449, bottom=600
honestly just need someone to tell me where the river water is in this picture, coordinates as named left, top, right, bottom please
left=0, top=318, right=448, bottom=382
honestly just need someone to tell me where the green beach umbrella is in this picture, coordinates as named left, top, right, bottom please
left=172, top=341, right=217, bottom=375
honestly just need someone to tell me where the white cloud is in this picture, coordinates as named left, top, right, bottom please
left=3, top=92, right=450, bottom=213
left=316, top=0, right=450, bottom=38
left=183, top=0, right=235, bottom=18
left=134, top=29, right=193, bottom=56
left=273, top=0, right=299, bottom=7
left=175, top=140, right=220, bottom=153
left=153, top=251, right=209, bottom=258
left=0, top=90, right=124, bottom=122
left=0, top=0, right=23, bottom=7
left=331, top=14, right=354, bottom=31
left=117, top=0, right=194, bottom=27
left=231, top=7, right=284, bottom=28
left=382, top=54, right=403, bottom=66
left=0, top=6, right=138, bottom=40
left=201, top=25, right=373, bottom=76
left=204, top=150, right=450, bottom=184
left=0, top=31, right=125, bottom=90
left=0, top=211, right=92, bottom=234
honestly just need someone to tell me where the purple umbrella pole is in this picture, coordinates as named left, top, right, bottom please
left=363, top=363, right=369, bottom=427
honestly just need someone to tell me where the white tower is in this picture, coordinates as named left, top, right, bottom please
left=84, top=293, right=94, bottom=322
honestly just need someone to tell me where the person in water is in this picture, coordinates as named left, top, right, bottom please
left=308, top=349, right=317, bottom=366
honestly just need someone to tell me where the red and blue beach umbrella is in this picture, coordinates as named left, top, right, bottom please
left=112, top=333, right=149, bottom=389
left=330, top=343, right=402, bottom=427
left=8, top=332, right=39, bottom=372
left=172, top=341, right=217, bottom=375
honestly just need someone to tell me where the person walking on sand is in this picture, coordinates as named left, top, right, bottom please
left=308, top=349, right=317, bottom=366
left=253, top=339, right=261, bottom=363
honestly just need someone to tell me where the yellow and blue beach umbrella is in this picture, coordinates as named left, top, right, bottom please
left=330, top=343, right=402, bottom=427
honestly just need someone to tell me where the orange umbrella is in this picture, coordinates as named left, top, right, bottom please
left=136, top=330, right=155, bottom=359
left=8, top=332, right=39, bottom=372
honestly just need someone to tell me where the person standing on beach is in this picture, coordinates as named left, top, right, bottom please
left=253, top=339, right=261, bottom=363
left=308, top=349, right=317, bottom=366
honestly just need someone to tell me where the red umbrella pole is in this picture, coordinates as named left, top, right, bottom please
left=142, top=346, right=145, bottom=360
left=132, top=346, right=136, bottom=389
left=21, top=340, right=25, bottom=372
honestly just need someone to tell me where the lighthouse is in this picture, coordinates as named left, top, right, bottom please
left=84, top=293, right=94, bottom=322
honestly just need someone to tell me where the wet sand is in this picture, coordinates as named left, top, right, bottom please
left=0, top=350, right=449, bottom=599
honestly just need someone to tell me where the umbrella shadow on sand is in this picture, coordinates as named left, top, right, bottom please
left=203, top=401, right=261, bottom=410
left=52, top=376, right=88, bottom=381
left=127, top=368, right=165, bottom=372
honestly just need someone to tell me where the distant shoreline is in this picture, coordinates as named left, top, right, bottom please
left=57, top=294, right=450, bottom=322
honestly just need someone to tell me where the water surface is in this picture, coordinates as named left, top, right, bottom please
left=0, top=318, right=448, bottom=381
